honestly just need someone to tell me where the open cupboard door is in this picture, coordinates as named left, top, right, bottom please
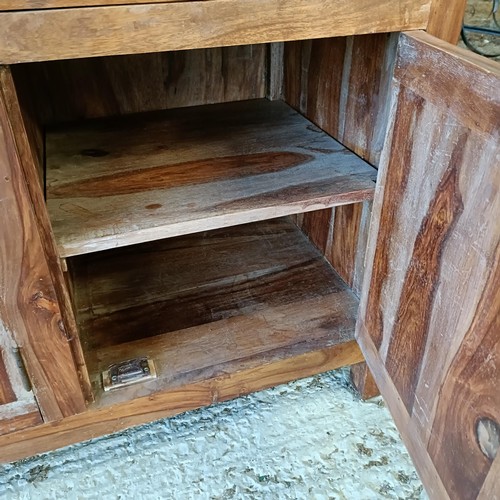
left=356, top=31, right=499, bottom=499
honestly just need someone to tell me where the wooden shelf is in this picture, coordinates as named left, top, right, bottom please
left=69, top=218, right=362, bottom=407
left=46, top=99, right=376, bottom=257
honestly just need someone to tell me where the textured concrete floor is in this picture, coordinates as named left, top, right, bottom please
left=0, top=368, right=426, bottom=499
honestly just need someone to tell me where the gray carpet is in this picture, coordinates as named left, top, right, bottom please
left=0, top=368, right=425, bottom=499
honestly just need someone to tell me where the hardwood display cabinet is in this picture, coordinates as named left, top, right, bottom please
left=0, top=1, right=498, bottom=498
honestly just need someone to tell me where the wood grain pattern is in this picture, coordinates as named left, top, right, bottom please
left=0, top=409, right=42, bottom=436
left=0, top=339, right=362, bottom=463
left=283, top=34, right=396, bottom=290
left=0, top=217, right=364, bottom=457
left=11, top=44, right=267, bottom=126
left=0, top=0, right=431, bottom=64
left=363, top=86, right=421, bottom=349
left=394, top=31, right=500, bottom=136
left=46, top=99, right=376, bottom=257
left=386, top=157, right=464, bottom=411
left=479, top=453, right=500, bottom=499
left=284, top=33, right=398, bottom=166
left=0, top=0, right=188, bottom=8
left=294, top=209, right=332, bottom=255
left=70, top=217, right=359, bottom=354
left=1, top=67, right=93, bottom=403
left=427, top=0, right=467, bottom=44
left=0, top=70, right=87, bottom=420
left=328, top=203, right=364, bottom=290
left=350, top=362, right=380, bottom=400
left=0, top=67, right=93, bottom=403
left=428, top=243, right=500, bottom=498
left=356, top=32, right=500, bottom=500
left=0, top=350, right=16, bottom=405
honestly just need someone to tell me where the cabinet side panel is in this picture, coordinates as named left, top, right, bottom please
left=1, top=67, right=93, bottom=403
left=0, top=69, right=87, bottom=420
left=12, top=45, right=267, bottom=126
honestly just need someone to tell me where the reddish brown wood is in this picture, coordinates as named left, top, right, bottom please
left=283, top=34, right=395, bottom=289
left=363, top=87, right=420, bottom=349
left=0, top=69, right=87, bottom=420
left=0, top=350, right=15, bottom=405
left=428, top=244, right=500, bottom=498
left=341, top=34, right=397, bottom=165
left=386, top=160, right=464, bottom=411
left=295, top=209, right=332, bottom=255
left=0, top=409, right=42, bottom=436
left=327, top=203, right=363, bottom=289
left=0, top=67, right=93, bottom=403
left=356, top=32, right=500, bottom=500
left=350, top=362, right=380, bottom=400
left=70, top=218, right=359, bottom=353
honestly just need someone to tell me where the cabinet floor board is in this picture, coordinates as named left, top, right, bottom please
left=70, top=218, right=361, bottom=408
left=46, top=99, right=377, bottom=257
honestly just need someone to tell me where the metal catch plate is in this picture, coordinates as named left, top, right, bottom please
left=102, top=357, right=156, bottom=391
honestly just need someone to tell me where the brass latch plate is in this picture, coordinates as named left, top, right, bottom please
left=102, top=357, right=156, bottom=391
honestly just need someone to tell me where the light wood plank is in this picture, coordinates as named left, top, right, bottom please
left=0, top=0, right=189, bottom=9
left=356, top=32, right=500, bottom=500
left=46, top=99, right=377, bottom=257
left=427, top=0, right=467, bottom=44
left=0, top=0, right=431, bottom=64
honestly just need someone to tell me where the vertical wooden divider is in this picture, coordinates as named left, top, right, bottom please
left=283, top=34, right=396, bottom=291
left=283, top=33, right=397, bottom=399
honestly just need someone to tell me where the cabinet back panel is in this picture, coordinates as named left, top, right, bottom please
left=12, top=44, right=267, bottom=126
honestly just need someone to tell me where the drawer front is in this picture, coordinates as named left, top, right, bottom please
left=0, top=0, right=431, bottom=63
left=0, top=0, right=187, bottom=8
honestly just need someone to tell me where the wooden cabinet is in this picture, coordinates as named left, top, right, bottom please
left=0, top=1, right=498, bottom=498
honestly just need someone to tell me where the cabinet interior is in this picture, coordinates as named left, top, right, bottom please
left=11, top=38, right=380, bottom=406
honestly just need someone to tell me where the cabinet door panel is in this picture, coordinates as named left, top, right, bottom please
left=356, top=31, right=500, bottom=500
